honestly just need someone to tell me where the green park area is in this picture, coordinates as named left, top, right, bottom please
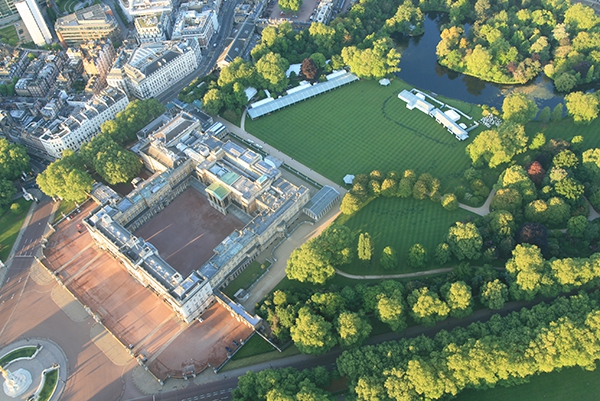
left=246, top=79, right=479, bottom=187
left=0, top=346, right=37, bottom=367
left=337, top=197, right=475, bottom=274
left=0, top=25, right=18, bottom=46
left=37, top=369, right=58, bottom=401
left=222, top=261, right=272, bottom=299
left=0, top=198, right=32, bottom=262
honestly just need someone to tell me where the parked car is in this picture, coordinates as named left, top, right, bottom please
left=225, top=346, right=232, bottom=353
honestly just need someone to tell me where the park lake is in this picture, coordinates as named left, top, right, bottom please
left=396, top=13, right=565, bottom=109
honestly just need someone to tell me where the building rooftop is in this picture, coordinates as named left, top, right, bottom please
left=56, top=4, right=115, bottom=27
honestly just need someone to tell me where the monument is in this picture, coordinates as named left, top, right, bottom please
left=0, top=365, right=32, bottom=398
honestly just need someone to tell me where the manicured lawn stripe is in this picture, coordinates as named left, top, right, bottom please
left=341, top=197, right=474, bottom=274
left=456, top=364, right=600, bottom=401
left=0, top=198, right=32, bottom=262
left=245, top=79, right=477, bottom=190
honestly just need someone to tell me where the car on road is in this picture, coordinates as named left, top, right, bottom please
left=246, top=139, right=254, bottom=144
left=255, top=144, right=263, bottom=149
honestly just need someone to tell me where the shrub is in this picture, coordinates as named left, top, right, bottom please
left=441, top=193, right=458, bottom=211
left=10, top=203, right=24, bottom=215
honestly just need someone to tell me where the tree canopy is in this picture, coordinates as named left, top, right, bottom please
left=466, top=123, right=528, bottom=168
left=0, top=139, right=30, bottom=181
left=447, top=222, right=483, bottom=260
left=278, top=0, right=302, bottom=13
left=565, top=91, right=600, bottom=124
left=290, top=307, right=337, bottom=354
left=502, top=93, right=539, bottom=124
left=36, top=150, right=93, bottom=202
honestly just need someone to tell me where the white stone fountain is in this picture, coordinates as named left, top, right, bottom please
left=1, top=365, right=32, bottom=398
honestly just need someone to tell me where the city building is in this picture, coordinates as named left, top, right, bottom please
left=67, top=40, right=116, bottom=93
left=217, top=18, right=254, bottom=69
left=55, top=4, right=120, bottom=47
left=134, top=12, right=171, bottom=43
left=0, top=48, right=30, bottom=83
left=108, top=38, right=202, bottom=99
left=13, top=52, right=68, bottom=97
left=33, top=87, right=128, bottom=158
left=126, top=0, right=172, bottom=19
left=14, top=0, right=52, bottom=46
left=0, top=0, right=17, bottom=19
left=85, top=111, right=313, bottom=323
left=171, top=6, right=218, bottom=48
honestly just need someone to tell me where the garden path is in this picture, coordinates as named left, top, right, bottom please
left=335, top=267, right=452, bottom=280
left=458, top=189, right=496, bottom=216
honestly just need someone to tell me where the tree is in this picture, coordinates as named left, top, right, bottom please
left=335, top=311, right=372, bottom=348
left=466, top=123, right=528, bottom=168
left=10, top=202, right=23, bottom=215
left=408, top=243, right=428, bottom=268
left=290, top=307, right=336, bottom=354
left=441, top=281, right=473, bottom=318
left=0, top=178, right=17, bottom=207
left=565, top=91, right=599, bottom=124
left=517, top=222, right=548, bottom=251
left=380, top=178, right=398, bottom=197
left=554, top=177, right=585, bottom=200
left=407, top=287, right=450, bottom=326
left=380, top=246, right=398, bottom=270
left=310, top=292, right=345, bottom=320
left=553, top=150, right=579, bottom=169
left=506, top=244, right=546, bottom=299
left=341, top=38, right=401, bottom=79
left=340, top=192, right=365, bottom=215
left=278, top=0, right=302, bottom=13
left=530, top=133, right=547, bottom=150
left=567, top=215, right=589, bottom=238
left=256, top=52, right=290, bottom=93
left=36, top=151, right=93, bottom=203
left=82, top=135, right=141, bottom=185
left=357, top=232, right=374, bottom=263
left=480, top=279, right=508, bottom=309
left=286, top=243, right=335, bottom=284
left=582, top=148, right=600, bottom=182
left=385, top=0, right=425, bottom=36
left=301, top=58, right=318, bottom=81
left=538, top=106, right=551, bottom=124
left=502, top=93, right=539, bottom=124
left=377, top=294, right=407, bottom=331
left=0, top=139, right=30, bottom=181
left=447, top=222, right=483, bottom=260
left=286, top=225, right=353, bottom=284
left=526, top=161, right=546, bottom=186
left=203, top=88, right=224, bottom=115
left=441, top=193, right=458, bottom=210
left=435, top=242, right=452, bottom=264
left=551, top=103, right=564, bottom=121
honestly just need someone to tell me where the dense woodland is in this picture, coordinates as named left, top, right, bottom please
left=0, top=139, right=29, bottom=209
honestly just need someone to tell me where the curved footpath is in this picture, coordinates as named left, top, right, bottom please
left=335, top=267, right=452, bottom=280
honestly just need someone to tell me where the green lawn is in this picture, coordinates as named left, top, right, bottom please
left=245, top=79, right=480, bottom=189
left=336, top=197, right=476, bottom=274
left=0, top=198, right=32, bottom=262
left=0, top=346, right=37, bottom=367
left=53, top=200, right=76, bottom=223
left=221, top=343, right=301, bottom=372
left=222, top=261, right=271, bottom=299
left=0, top=25, right=18, bottom=46
left=230, top=334, right=276, bottom=360
left=456, top=364, right=600, bottom=401
left=528, top=117, right=600, bottom=150
left=37, top=369, right=58, bottom=401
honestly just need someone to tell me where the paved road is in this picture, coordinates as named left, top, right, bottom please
left=0, top=197, right=127, bottom=401
left=125, top=296, right=539, bottom=401
left=155, top=0, right=239, bottom=104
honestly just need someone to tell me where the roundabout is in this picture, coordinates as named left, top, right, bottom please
left=0, top=339, right=67, bottom=401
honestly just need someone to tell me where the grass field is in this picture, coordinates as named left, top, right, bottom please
left=0, top=198, right=32, bottom=262
left=336, top=197, right=476, bottom=274
left=528, top=117, right=600, bottom=150
left=222, top=261, right=271, bottom=298
left=0, top=25, right=18, bottom=46
left=0, top=346, right=37, bottom=366
left=245, top=79, right=480, bottom=189
left=456, top=363, right=600, bottom=401
left=230, top=334, right=275, bottom=360
left=53, top=200, right=76, bottom=223
left=38, top=369, right=58, bottom=401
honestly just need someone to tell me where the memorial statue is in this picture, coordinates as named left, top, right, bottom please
left=1, top=363, right=32, bottom=398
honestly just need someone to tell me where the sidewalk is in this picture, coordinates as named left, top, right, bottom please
left=335, top=267, right=453, bottom=280
left=458, top=189, right=495, bottom=216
